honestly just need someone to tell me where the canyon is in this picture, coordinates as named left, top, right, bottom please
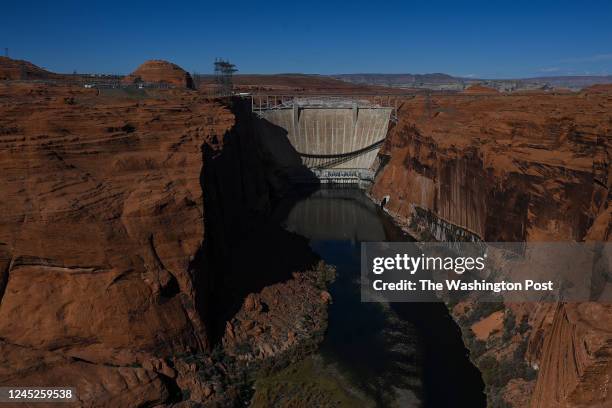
left=0, top=58, right=610, bottom=407
left=370, top=87, right=611, bottom=407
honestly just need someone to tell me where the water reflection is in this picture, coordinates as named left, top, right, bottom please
left=278, top=187, right=485, bottom=408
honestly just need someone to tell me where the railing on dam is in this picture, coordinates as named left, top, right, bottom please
left=288, top=168, right=376, bottom=187
left=251, top=94, right=399, bottom=123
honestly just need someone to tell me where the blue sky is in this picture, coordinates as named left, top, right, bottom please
left=3, top=0, right=612, bottom=78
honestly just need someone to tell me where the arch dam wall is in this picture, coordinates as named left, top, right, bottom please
left=253, top=97, right=392, bottom=185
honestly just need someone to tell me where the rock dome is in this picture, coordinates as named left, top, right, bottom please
left=123, top=60, right=194, bottom=89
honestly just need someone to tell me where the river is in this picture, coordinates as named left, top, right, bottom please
left=274, top=187, right=486, bottom=407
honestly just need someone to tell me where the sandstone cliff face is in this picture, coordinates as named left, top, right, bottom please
left=0, top=82, right=231, bottom=405
left=371, top=91, right=611, bottom=407
left=123, top=60, right=195, bottom=89
left=0, top=83, right=332, bottom=406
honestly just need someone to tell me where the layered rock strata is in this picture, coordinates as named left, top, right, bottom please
left=0, top=83, right=329, bottom=406
left=371, top=90, right=611, bottom=407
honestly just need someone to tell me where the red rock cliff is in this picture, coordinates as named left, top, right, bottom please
left=0, top=83, right=230, bottom=405
left=0, top=56, right=60, bottom=81
left=0, top=83, right=332, bottom=406
left=371, top=91, right=611, bottom=407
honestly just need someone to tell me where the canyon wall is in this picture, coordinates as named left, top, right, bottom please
left=0, top=84, right=330, bottom=406
left=0, top=83, right=232, bottom=405
left=371, top=89, right=611, bottom=407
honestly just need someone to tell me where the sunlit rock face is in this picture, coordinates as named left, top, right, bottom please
left=0, top=56, right=59, bottom=80
left=123, top=60, right=195, bottom=89
left=371, top=90, right=611, bottom=407
left=0, top=82, right=232, bottom=405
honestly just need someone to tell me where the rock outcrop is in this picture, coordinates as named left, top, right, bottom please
left=222, top=264, right=334, bottom=363
left=0, top=56, right=60, bottom=80
left=0, top=82, right=230, bottom=405
left=371, top=90, right=611, bottom=407
left=122, top=60, right=195, bottom=89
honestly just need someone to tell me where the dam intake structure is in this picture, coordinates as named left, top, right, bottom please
left=252, top=95, right=395, bottom=186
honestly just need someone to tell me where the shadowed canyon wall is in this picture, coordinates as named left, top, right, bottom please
left=370, top=89, right=611, bottom=407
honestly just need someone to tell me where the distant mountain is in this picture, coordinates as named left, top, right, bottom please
left=330, top=73, right=612, bottom=91
left=518, top=75, right=612, bottom=89
left=331, top=73, right=459, bottom=87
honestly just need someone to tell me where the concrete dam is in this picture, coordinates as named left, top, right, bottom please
left=252, top=96, right=393, bottom=185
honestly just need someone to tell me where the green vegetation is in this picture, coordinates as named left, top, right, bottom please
left=477, top=342, right=537, bottom=407
left=458, top=305, right=537, bottom=408
left=251, top=355, right=373, bottom=408
left=315, top=261, right=337, bottom=289
left=502, top=310, right=516, bottom=342
left=480, top=354, right=536, bottom=386
left=517, top=314, right=530, bottom=334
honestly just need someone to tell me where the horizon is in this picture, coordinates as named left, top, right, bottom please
left=3, top=0, right=612, bottom=78
left=5, top=55, right=612, bottom=80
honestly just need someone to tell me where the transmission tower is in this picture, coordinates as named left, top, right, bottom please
left=192, top=71, right=200, bottom=89
left=214, top=58, right=237, bottom=96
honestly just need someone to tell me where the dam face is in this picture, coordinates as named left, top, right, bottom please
left=253, top=97, right=392, bottom=185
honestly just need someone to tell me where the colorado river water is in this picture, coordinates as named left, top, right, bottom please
left=278, top=187, right=486, bottom=407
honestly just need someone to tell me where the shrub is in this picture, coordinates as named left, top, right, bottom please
left=518, top=314, right=530, bottom=334
left=502, top=310, right=516, bottom=342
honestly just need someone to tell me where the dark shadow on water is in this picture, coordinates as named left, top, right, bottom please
left=390, top=301, right=486, bottom=407
left=312, top=239, right=424, bottom=406
left=281, top=187, right=486, bottom=408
